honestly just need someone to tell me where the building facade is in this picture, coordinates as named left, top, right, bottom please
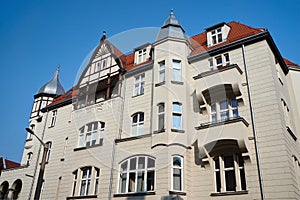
left=1, top=11, right=300, bottom=200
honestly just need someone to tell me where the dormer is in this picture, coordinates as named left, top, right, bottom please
left=206, top=22, right=231, bottom=47
left=134, top=43, right=151, bottom=65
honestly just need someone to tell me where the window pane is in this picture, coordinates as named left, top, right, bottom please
left=132, top=115, right=138, bottom=123
left=139, top=113, right=144, bottom=122
left=172, top=115, right=182, bottom=130
left=221, top=111, right=229, bottom=121
left=220, top=101, right=228, bottom=110
left=121, top=161, right=128, bottom=172
left=138, top=157, right=145, bottom=169
left=128, top=172, right=136, bottom=192
left=216, top=56, right=222, bottom=66
left=215, top=171, right=221, bottom=192
left=119, top=173, right=127, bottom=193
left=173, top=157, right=182, bottom=167
left=172, top=69, right=181, bottom=81
left=173, top=103, right=182, bottom=113
left=173, top=168, right=182, bottom=191
left=158, top=104, right=164, bottom=113
left=147, top=158, right=155, bottom=168
left=225, top=170, right=236, bottom=191
left=80, top=180, right=86, bottom=196
left=240, top=168, right=247, bottom=190
left=137, top=172, right=145, bottom=192
left=215, top=158, right=220, bottom=170
left=137, top=124, right=144, bottom=136
left=158, top=114, right=164, bottom=130
left=211, top=104, right=216, bottom=113
left=131, top=125, right=137, bottom=136
left=212, top=36, right=217, bottom=44
left=211, top=113, right=217, bottom=123
left=147, top=171, right=155, bottom=191
left=87, top=124, right=92, bottom=132
left=224, top=155, right=234, bottom=168
left=231, top=100, right=237, bottom=108
left=130, top=158, right=137, bottom=170
left=217, top=33, right=222, bottom=42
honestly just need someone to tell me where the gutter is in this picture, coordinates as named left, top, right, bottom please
left=241, top=44, right=265, bottom=200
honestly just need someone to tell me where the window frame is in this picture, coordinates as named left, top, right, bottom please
left=118, top=155, right=156, bottom=194
left=50, top=110, right=57, bottom=127
left=172, top=102, right=182, bottom=130
left=45, top=141, right=52, bottom=163
left=133, top=74, right=145, bottom=96
left=157, top=103, right=165, bottom=131
left=131, top=112, right=144, bottom=136
left=171, top=155, right=184, bottom=192
left=214, top=154, right=246, bottom=193
left=77, top=121, right=105, bottom=148
left=211, top=28, right=222, bottom=45
left=158, top=61, right=165, bottom=83
left=172, top=60, right=182, bottom=82
left=210, top=99, right=238, bottom=123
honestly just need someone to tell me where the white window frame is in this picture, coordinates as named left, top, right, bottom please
left=172, top=102, right=182, bottom=130
left=45, top=141, right=52, bottom=163
left=211, top=28, right=222, bottom=45
left=158, top=103, right=165, bottom=131
left=214, top=154, right=246, bottom=192
left=118, top=156, right=156, bottom=194
left=208, top=53, right=230, bottom=70
left=80, top=167, right=91, bottom=196
left=50, top=110, right=57, bottom=127
left=137, top=49, right=147, bottom=64
left=134, top=74, right=145, bottom=96
left=171, top=156, right=183, bottom=192
left=172, top=60, right=181, bottom=82
left=158, top=61, right=165, bottom=83
left=210, top=99, right=238, bottom=123
left=131, top=112, right=144, bottom=136
left=77, top=122, right=105, bottom=148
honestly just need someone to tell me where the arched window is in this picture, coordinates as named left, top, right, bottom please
left=0, top=181, right=9, bottom=199
left=171, top=156, right=183, bottom=191
left=46, top=141, right=52, bottom=163
left=26, top=152, right=33, bottom=165
left=77, top=122, right=105, bottom=148
left=72, top=166, right=100, bottom=197
left=118, top=155, right=155, bottom=194
left=12, top=179, right=22, bottom=199
left=131, top=112, right=144, bottom=136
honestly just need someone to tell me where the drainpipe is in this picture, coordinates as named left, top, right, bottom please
left=241, top=44, right=265, bottom=200
left=27, top=112, right=49, bottom=200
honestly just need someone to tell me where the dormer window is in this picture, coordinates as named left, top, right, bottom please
left=138, top=49, right=147, bottom=64
left=212, top=28, right=222, bottom=45
left=134, top=44, right=151, bottom=65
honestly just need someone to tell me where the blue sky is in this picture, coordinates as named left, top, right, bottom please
left=0, top=0, right=299, bottom=162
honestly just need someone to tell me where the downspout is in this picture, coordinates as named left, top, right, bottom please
left=28, top=112, right=49, bottom=200
left=241, top=44, right=265, bottom=200
left=108, top=71, right=126, bottom=200
left=150, top=49, right=154, bottom=135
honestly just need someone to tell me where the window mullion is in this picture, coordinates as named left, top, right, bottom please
left=235, top=154, right=241, bottom=191
left=220, top=156, right=225, bottom=192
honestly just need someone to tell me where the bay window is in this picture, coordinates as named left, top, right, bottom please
left=210, top=99, right=238, bottom=123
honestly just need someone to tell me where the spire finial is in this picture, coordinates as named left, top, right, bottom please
left=103, top=31, right=106, bottom=36
left=57, top=64, right=60, bottom=72
left=170, top=9, right=174, bottom=15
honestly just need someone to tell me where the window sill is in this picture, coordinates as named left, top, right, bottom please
left=195, top=117, right=249, bottom=130
left=155, top=81, right=165, bottom=87
left=171, top=80, right=184, bottom=85
left=26, top=138, right=33, bottom=142
left=66, top=195, right=97, bottom=199
left=115, top=133, right=152, bottom=143
left=210, top=190, right=248, bottom=196
left=169, top=191, right=186, bottom=195
left=132, top=93, right=144, bottom=98
left=48, top=125, right=55, bottom=128
left=113, top=191, right=155, bottom=197
left=287, top=126, right=297, bottom=141
left=73, top=143, right=103, bottom=151
left=171, top=129, right=185, bottom=133
left=153, top=129, right=165, bottom=134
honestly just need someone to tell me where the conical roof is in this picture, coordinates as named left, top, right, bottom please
left=156, top=10, right=189, bottom=42
left=37, top=67, right=65, bottom=96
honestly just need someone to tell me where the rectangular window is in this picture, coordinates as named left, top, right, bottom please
left=72, top=171, right=78, bottom=196
left=172, top=60, right=181, bottom=82
left=50, top=110, right=57, bottom=127
left=215, top=56, right=222, bottom=67
left=158, top=61, right=165, bottom=83
left=78, top=127, right=85, bottom=147
left=134, top=74, right=145, bottom=96
left=214, top=154, right=246, bottom=192
left=209, top=58, right=214, bottom=71
left=80, top=167, right=91, bottom=196
left=158, top=103, right=165, bottom=131
left=210, top=99, right=238, bottom=123
left=172, top=156, right=183, bottom=191
left=172, top=103, right=182, bottom=130
left=211, top=28, right=223, bottom=45
left=224, top=53, right=230, bottom=65
left=137, top=49, right=147, bottom=64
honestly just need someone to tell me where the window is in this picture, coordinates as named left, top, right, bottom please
left=172, top=103, right=182, bottom=130
left=158, top=103, right=165, bottom=131
left=210, top=100, right=238, bottom=123
left=211, top=28, right=222, bottom=45
left=208, top=53, right=230, bottom=70
left=172, top=60, right=181, bottom=82
left=26, top=152, right=33, bottom=165
left=172, top=156, right=183, bottom=191
left=158, top=61, right=165, bottom=83
left=46, top=141, right=52, bottom=163
left=118, top=156, right=155, bottom=194
left=95, top=58, right=107, bottom=72
left=50, top=110, right=57, bottom=127
left=214, top=154, right=246, bottom=192
left=137, top=49, right=147, bottom=64
left=77, top=122, right=105, bottom=148
left=131, top=112, right=144, bottom=136
left=282, top=99, right=291, bottom=128
left=134, top=74, right=145, bottom=96
left=72, top=166, right=100, bottom=197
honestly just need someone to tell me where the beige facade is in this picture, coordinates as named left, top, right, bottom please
left=1, top=11, right=300, bottom=200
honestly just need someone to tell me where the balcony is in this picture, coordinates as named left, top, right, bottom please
left=195, top=117, right=250, bottom=158
left=193, top=64, right=243, bottom=105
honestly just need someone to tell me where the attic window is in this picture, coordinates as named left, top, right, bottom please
left=212, top=28, right=222, bottom=45
left=138, top=49, right=147, bottom=64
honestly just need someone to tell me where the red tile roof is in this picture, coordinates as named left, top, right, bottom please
left=45, top=21, right=292, bottom=109
left=0, top=157, right=20, bottom=170
left=284, top=58, right=299, bottom=67
left=190, top=21, right=265, bottom=55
